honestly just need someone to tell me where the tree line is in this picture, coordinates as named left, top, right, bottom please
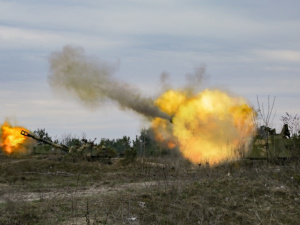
left=33, top=127, right=172, bottom=158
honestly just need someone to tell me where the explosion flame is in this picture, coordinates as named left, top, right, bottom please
left=0, top=121, right=31, bottom=155
left=153, top=89, right=256, bottom=165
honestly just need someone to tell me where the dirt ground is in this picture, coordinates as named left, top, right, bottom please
left=0, top=154, right=299, bottom=225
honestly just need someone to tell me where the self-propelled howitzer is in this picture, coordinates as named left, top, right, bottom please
left=20, top=130, right=69, bottom=153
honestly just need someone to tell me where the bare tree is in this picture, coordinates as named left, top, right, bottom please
left=281, top=112, right=300, bottom=138
left=256, top=96, right=276, bottom=128
left=256, top=96, right=276, bottom=158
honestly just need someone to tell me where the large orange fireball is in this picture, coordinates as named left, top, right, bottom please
left=0, top=121, right=30, bottom=155
left=152, top=89, right=256, bottom=165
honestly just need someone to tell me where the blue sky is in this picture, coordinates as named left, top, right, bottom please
left=1, top=0, right=300, bottom=141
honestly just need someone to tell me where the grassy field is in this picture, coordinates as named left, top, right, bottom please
left=0, top=154, right=299, bottom=225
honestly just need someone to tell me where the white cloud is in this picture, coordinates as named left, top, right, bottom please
left=0, top=25, right=61, bottom=46
left=255, top=49, right=300, bottom=62
left=263, top=66, right=300, bottom=72
left=0, top=25, right=125, bottom=50
left=0, top=1, right=287, bottom=39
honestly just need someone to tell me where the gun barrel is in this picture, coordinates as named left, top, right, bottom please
left=21, top=130, right=69, bottom=152
left=169, top=116, right=174, bottom=124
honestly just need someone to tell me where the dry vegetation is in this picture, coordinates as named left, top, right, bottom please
left=0, top=154, right=299, bottom=225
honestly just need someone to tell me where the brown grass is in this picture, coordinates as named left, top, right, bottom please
left=0, top=154, right=299, bottom=224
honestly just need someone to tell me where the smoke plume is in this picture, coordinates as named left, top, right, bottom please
left=184, top=65, right=206, bottom=92
left=48, top=45, right=169, bottom=120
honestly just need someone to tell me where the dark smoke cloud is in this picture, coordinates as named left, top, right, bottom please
left=184, top=65, right=207, bottom=93
left=158, top=66, right=206, bottom=95
left=159, top=71, right=171, bottom=91
left=48, top=45, right=170, bottom=120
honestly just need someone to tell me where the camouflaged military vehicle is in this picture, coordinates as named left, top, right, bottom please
left=21, top=130, right=117, bottom=162
left=248, top=124, right=299, bottom=160
left=69, top=139, right=117, bottom=163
